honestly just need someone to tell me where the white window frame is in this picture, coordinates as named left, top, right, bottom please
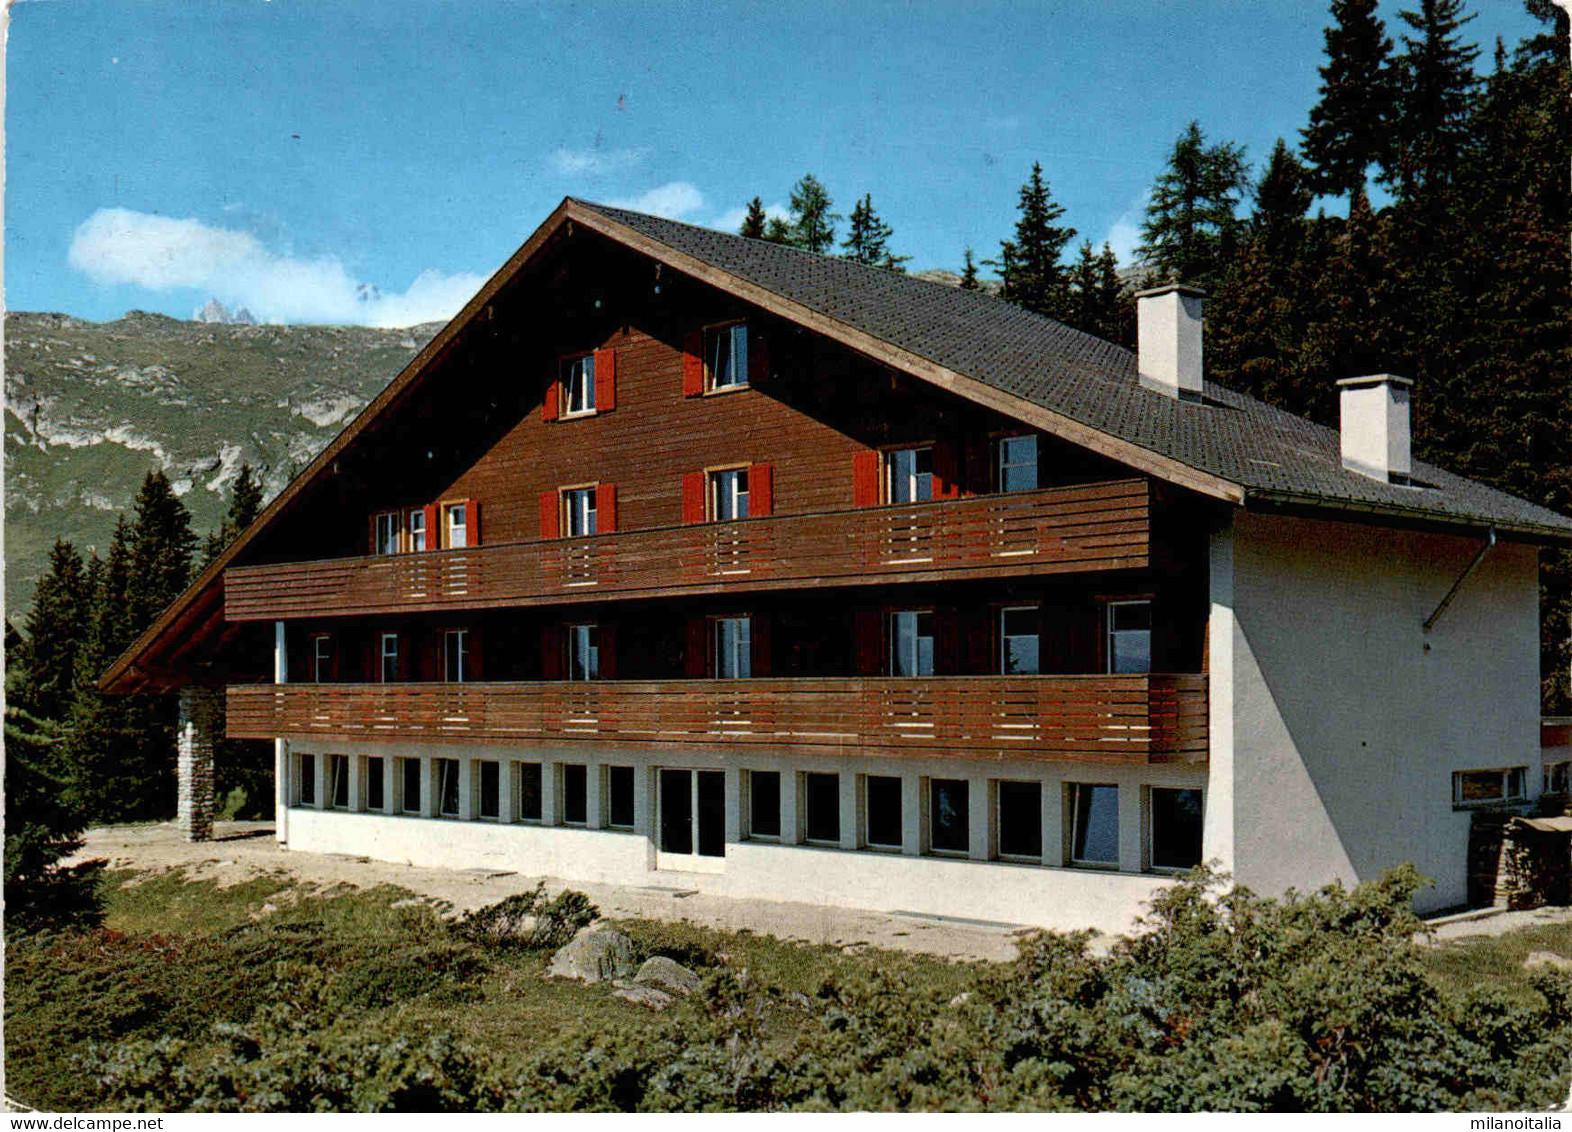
left=379, top=632, right=400, bottom=683
left=294, top=752, right=317, bottom=807
left=328, top=754, right=351, bottom=811
left=863, top=774, right=904, bottom=852
left=444, top=503, right=468, bottom=550
left=1452, top=767, right=1529, bottom=810
left=605, top=765, right=635, bottom=830
left=560, top=763, right=589, bottom=826
left=563, top=487, right=597, bottom=537
left=312, top=634, right=333, bottom=684
left=710, top=467, right=750, bottom=521
left=398, top=756, right=421, bottom=815
left=366, top=756, right=386, bottom=811
left=1069, top=782, right=1120, bottom=869
left=1546, top=760, right=1571, bottom=795
left=995, top=779, right=1044, bottom=863
left=997, top=434, right=1039, bottom=493
left=443, top=629, right=468, bottom=683
left=516, top=762, right=544, bottom=823
left=890, top=610, right=934, bottom=677
left=712, top=616, right=751, bottom=679
left=408, top=509, right=426, bottom=552
left=375, top=511, right=400, bottom=555
left=802, top=771, right=840, bottom=846
left=476, top=759, right=501, bottom=821
left=561, top=353, right=596, bottom=417
left=436, top=757, right=462, bottom=818
left=1146, top=786, right=1205, bottom=874
left=1106, top=599, right=1153, bottom=675
left=927, top=777, right=970, bottom=857
left=744, top=769, right=782, bottom=842
left=567, top=624, right=599, bottom=681
left=707, top=322, right=749, bottom=391
left=886, top=446, right=934, bottom=504
left=1000, top=605, right=1040, bottom=676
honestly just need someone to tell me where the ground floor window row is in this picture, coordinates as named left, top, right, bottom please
left=290, top=753, right=1203, bottom=873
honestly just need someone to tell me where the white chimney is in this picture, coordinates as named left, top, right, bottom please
left=1337, top=374, right=1412, bottom=485
left=1136, top=284, right=1205, bottom=402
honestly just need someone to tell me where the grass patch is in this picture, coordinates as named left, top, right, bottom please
left=1420, top=918, right=1572, bottom=998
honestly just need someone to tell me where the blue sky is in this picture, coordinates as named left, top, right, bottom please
left=7, top=0, right=1542, bottom=327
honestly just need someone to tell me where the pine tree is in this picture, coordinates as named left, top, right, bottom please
left=739, top=197, right=768, bottom=239
left=1301, top=0, right=1396, bottom=204
left=1137, top=122, right=1250, bottom=293
left=959, top=247, right=980, bottom=290
left=988, top=162, right=1077, bottom=320
left=16, top=540, right=89, bottom=723
left=1093, top=242, right=1132, bottom=348
left=1384, top=0, right=1480, bottom=198
left=203, top=462, right=265, bottom=567
left=1252, top=139, right=1315, bottom=263
left=127, top=469, right=199, bottom=633
left=788, top=174, right=840, bottom=254
left=763, top=217, right=793, bottom=244
left=840, top=194, right=910, bottom=272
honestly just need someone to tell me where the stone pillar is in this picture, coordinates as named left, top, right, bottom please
left=901, top=773, right=923, bottom=856
left=177, top=687, right=223, bottom=843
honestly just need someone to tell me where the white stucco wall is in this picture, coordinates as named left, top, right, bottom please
left=1209, top=510, right=1541, bottom=911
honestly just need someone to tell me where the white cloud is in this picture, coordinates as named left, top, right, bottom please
left=68, top=208, right=484, bottom=327
left=605, top=182, right=705, bottom=220
left=548, top=146, right=647, bottom=176
left=1102, top=200, right=1147, bottom=267
left=711, top=200, right=791, bottom=234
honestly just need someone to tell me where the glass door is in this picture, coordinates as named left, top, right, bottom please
left=656, top=768, right=727, bottom=872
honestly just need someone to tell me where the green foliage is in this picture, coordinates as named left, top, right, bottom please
left=452, top=883, right=599, bottom=951
left=15, top=539, right=90, bottom=722
left=841, top=194, right=909, bottom=272
left=959, top=246, right=980, bottom=290
left=787, top=174, right=840, bottom=255
left=1137, top=121, right=1250, bottom=293
left=1066, top=240, right=1130, bottom=347
left=1384, top=0, right=1479, bottom=198
left=988, top=162, right=1076, bottom=320
left=738, top=197, right=768, bottom=239
left=1302, top=0, right=1396, bottom=202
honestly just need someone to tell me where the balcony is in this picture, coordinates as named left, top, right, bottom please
left=224, top=479, right=1151, bottom=621
left=227, top=673, right=1207, bottom=765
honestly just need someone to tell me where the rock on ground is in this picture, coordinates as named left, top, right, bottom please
left=633, top=955, right=700, bottom=997
left=547, top=924, right=638, bottom=983
left=1522, top=950, right=1572, bottom=972
left=612, top=984, right=675, bottom=1010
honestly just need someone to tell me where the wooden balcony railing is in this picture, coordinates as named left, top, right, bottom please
left=224, top=479, right=1150, bottom=621
left=227, top=673, right=1207, bottom=765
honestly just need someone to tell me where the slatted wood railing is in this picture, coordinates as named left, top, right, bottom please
left=224, top=479, right=1150, bottom=621
left=226, top=673, right=1207, bottom=765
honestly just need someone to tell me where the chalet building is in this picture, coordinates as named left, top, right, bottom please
left=102, top=199, right=1572, bottom=933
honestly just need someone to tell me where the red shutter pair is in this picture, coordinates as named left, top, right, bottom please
left=539, top=485, right=617, bottom=537
left=681, top=464, right=773, bottom=523
left=851, top=445, right=959, bottom=504
left=543, top=348, right=617, bottom=419
left=932, top=443, right=961, bottom=499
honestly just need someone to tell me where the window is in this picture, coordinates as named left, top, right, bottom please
left=400, top=757, right=421, bottom=814
left=1070, top=783, right=1120, bottom=867
left=864, top=775, right=903, bottom=850
left=708, top=322, right=748, bottom=390
left=1452, top=767, right=1528, bottom=809
left=562, top=764, right=588, bottom=825
left=375, top=512, right=400, bottom=555
left=561, top=353, right=596, bottom=416
left=518, top=763, right=543, bottom=822
left=890, top=610, right=934, bottom=677
left=1149, top=787, right=1203, bottom=871
left=1547, top=761, right=1570, bottom=795
left=366, top=757, right=385, bottom=811
left=445, top=503, right=468, bottom=549
left=297, top=753, right=316, bottom=806
left=711, top=467, right=750, bottom=520
left=929, top=778, right=969, bottom=855
left=408, top=509, right=426, bottom=552
left=437, top=758, right=461, bottom=817
left=312, top=635, right=333, bottom=684
left=606, top=766, right=635, bottom=829
left=1001, top=606, right=1040, bottom=675
left=887, top=446, right=933, bottom=504
left=568, top=625, right=599, bottom=681
left=443, top=629, right=469, bottom=683
left=477, top=760, right=500, bottom=820
left=329, top=754, right=350, bottom=809
left=804, top=772, right=840, bottom=844
left=713, top=617, right=751, bottom=679
left=1107, top=600, right=1152, bottom=675
left=747, top=770, right=781, bottom=840
left=380, top=633, right=400, bottom=683
left=564, top=487, right=597, bottom=537
left=997, top=780, right=1043, bottom=860
left=998, top=434, right=1039, bottom=492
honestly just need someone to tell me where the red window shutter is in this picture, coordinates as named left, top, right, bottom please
left=685, top=617, right=708, bottom=677
left=539, top=491, right=560, bottom=539
left=423, top=504, right=440, bottom=551
left=682, top=471, right=706, bottom=524
left=541, top=625, right=564, bottom=680
left=467, top=626, right=483, bottom=681
left=965, top=436, right=991, bottom=496
left=749, top=463, right=773, bottom=517
left=747, top=328, right=769, bottom=385
left=682, top=331, right=705, bottom=397
left=594, top=347, right=617, bottom=411
left=852, top=451, right=880, bottom=507
left=598, top=624, right=617, bottom=679
left=543, top=376, right=560, bottom=421
left=598, top=483, right=617, bottom=533
left=933, top=442, right=961, bottom=499
left=751, top=614, right=772, bottom=677
left=466, top=499, right=482, bottom=546
left=853, top=609, right=884, bottom=676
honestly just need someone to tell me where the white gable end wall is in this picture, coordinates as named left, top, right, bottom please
left=1211, top=511, right=1540, bottom=911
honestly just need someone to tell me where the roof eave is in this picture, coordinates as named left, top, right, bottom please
left=1244, top=487, right=1572, bottom=545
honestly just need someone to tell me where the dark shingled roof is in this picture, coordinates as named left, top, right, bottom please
left=577, top=199, right=1572, bottom=540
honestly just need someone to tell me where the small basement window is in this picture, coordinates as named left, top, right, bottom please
left=1070, top=783, right=1119, bottom=867
left=804, top=772, right=840, bottom=844
left=606, top=766, right=635, bottom=829
left=864, top=774, right=903, bottom=850
left=296, top=753, right=316, bottom=807
left=477, top=760, right=500, bottom=820
left=437, top=758, right=461, bottom=817
left=1149, top=787, right=1203, bottom=872
left=746, top=770, right=781, bottom=839
left=329, top=754, right=350, bottom=810
left=996, top=780, right=1043, bottom=860
left=366, top=756, right=385, bottom=811
left=1452, top=767, right=1527, bottom=809
left=400, top=757, right=421, bottom=814
left=517, top=763, right=543, bottom=822
left=562, top=764, right=588, bottom=825
left=928, top=778, right=969, bottom=855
